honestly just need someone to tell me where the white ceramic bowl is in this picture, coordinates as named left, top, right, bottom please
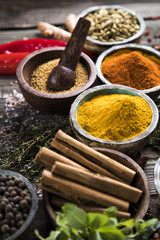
left=96, top=43, right=160, bottom=100
left=154, top=158, right=160, bottom=197
left=76, top=5, right=146, bottom=53
left=69, top=84, right=159, bottom=155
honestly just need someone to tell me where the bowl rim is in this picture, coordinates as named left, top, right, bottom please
left=96, top=43, right=160, bottom=94
left=70, top=84, right=159, bottom=145
left=0, top=170, right=38, bottom=240
left=16, top=46, right=97, bottom=99
left=76, top=5, right=146, bottom=46
left=154, top=158, right=160, bottom=196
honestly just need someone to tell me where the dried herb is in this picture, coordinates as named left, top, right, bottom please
left=0, top=116, right=72, bottom=182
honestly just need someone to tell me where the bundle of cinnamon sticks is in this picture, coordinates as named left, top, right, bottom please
left=35, top=129, right=142, bottom=219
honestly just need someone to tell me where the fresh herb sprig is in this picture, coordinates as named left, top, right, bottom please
left=35, top=204, right=159, bottom=240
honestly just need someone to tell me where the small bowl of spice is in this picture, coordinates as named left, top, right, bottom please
left=16, top=47, right=97, bottom=113
left=0, top=170, right=38, bottom=240
left=69, top=84, right=159, bottom=155
left=76, top=5, right=145, bottom=53
left=96, top=43, right=160, bottom=100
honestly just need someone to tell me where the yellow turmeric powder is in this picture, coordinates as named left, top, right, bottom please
left=77, top=94, right=152, bottom=141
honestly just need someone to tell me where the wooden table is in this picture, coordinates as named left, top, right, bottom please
left=0, top=0, right=160, bottom=239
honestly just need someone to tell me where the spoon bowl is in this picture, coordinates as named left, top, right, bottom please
left=47, top=65, right=75, bottom=91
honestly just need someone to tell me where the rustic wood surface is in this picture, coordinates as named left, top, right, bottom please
left=0, top=0, right=160, bottom=239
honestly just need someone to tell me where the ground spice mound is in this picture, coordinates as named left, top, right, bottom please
left=30, top=59, right=89, bottom=94
left=77, top=94, right=153, bottom=141
left=101, top=51, right=160, bottom=90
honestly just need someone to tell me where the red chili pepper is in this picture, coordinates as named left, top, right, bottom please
left=0, top=52, right=30, bottom=75
left=0, top=38, right=67, bottom=54
left=0, top=38, right=96, bottom=75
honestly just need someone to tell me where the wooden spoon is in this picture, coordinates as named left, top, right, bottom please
left=47, top=17, right=90, bottom=91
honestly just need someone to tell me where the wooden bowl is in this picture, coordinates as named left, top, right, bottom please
left=69, top=84, right=159, bottom=155
left=16, top=47, right=97, bottom=114
left=0, top=170, right=38, bottom=240
left=76, top=5, right=146, bottom=53
left=96, top=44, right=160, bottom=100
left=43, top=148, right=150, bottom=227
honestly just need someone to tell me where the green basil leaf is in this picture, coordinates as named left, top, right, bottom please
left=63, top=203, right=88, bottom=230
left=58, top=225, right=71, bottom=237
left=35, top=230, right=45, bottom=240
left=106, top=217, right=118, bottom=226
left=47, top=231, right=61, bottom=240
left=88, top=230, right=103, bottom=240
left=56, top=212, right=68, bottom=227
left=117, top=219, right=134, bottom=229
left=145, top=218, right=158, bottom=228
left=104, top=207, right=118, bottom=218
left=88, top=212, right=109, bottom=229
left=35, top=229, right=61, bottom=240
left=98, top=226, right=125, bottom=240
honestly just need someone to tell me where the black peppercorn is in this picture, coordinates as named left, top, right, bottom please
left=0, top=174, right=32, bottom=240
left=1, top=224, right=10, bottom=233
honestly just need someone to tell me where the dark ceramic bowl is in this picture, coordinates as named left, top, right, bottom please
left=43, top=148, right=150, bottom=224
left=76, top=5, right=146, bottom=53
left=96, top=44, right=160, bottom=100
left=69, top=84, right=159, bottom=155
left=16, top=47, right=97, bottom=114
left=0, top=170, right=38, bottom=240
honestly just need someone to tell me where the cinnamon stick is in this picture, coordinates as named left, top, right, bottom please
left=52, top=161, right=142, bottom=203
left=51, top=138, right=124, bottom=182
left=35, top=146, right=87, bottom=171
left=41, top=169, right=129, bottom=212
left=51, top=196, right=131, bottom=219
left=53, top=130, right=136, bottom=183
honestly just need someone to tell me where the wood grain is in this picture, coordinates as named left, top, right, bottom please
left=0, top=1, right=160, bottom=29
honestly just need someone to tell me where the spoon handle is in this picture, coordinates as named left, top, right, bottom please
left=59, top=17, right=90, bottom=71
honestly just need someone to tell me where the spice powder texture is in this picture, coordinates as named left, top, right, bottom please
left=77, top=94, right=153, bottom=141
left=101, top=51, right=160, bottom=90
left=30, top=59, right=89, bottom=93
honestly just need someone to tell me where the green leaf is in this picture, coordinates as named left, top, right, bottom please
left=104, top=207, right=118, bottom=218
left=57, top=231, right=70, bottom=240
left=62, top=203, right=88, bottom=231
left=88, top=230, right=103, bottom=240
left=58, top=225, right=71, bottom=238
left=88, top=212, right=109, bottom=229
left=47, top=231, right=61, bottom=240
left=117, top=219, right=134, bottom=229
left=144, top=218, right=158, bottom=228
left=98, top=226, right=125, bottom=240
left=35, top=230, right=45, bottom=240
left=56, top=212, right=68, bottom=227
left=35, top=229, right=60, bottom=240
left=89, top=216, right=100, bottom=229
left=106, top=217, right=118, bottom=226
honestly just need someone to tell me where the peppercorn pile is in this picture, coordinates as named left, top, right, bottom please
left=0, top=174, right=32, bottom=240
